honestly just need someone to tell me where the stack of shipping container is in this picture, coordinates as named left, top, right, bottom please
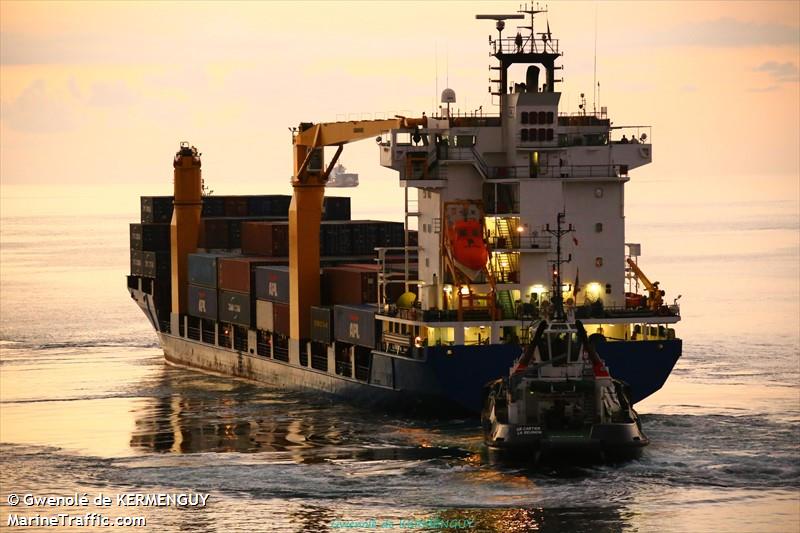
left=131, top=193, right=418, bottom=367
left=186, top=252, right=226, bottom=343
left=218, top=257, right=275, bottom=352
left=130, top=196, right=173, bottom=323
left=198, top=195, right=351, bottom=250
left=253, top=266, right=291, bottom=361
left=239, top=220, right=405, bottom=258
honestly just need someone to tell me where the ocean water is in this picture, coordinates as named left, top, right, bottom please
left=0, top=190, right=798, bottom=532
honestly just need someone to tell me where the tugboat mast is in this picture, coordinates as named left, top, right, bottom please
left=544, top=212, right=574, bottom=320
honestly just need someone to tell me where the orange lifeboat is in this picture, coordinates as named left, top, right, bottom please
left=449, top=219, right=489, bottom=272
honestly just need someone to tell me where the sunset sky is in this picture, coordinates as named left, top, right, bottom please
left=1, top=1, right=798, bottom=215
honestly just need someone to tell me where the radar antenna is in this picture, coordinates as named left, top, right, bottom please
left=475, top=13, right=524, bottom=54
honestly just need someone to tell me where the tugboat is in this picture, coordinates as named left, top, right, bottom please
left=481, top=213, right=648, bottom=461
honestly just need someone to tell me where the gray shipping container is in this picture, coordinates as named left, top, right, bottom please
left=187, top=285, right=218, bottom=320
left=310, top=306, right=333, bottom=344
left=254, top=266, right=290, bottom=303
left=334, top=304, right=377, bottom=348
left=130, top=250, right=144, bottom=276
left=188, top=252, right=229, bottom=288
left=130, top=223, right=171, bottom=251
left=142, top=251, right=170, bottom=279
left=218, top=290, right=253, bottom=327
left=140, top=196, right=173, bottom=224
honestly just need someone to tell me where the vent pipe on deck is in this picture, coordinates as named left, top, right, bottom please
left=526, top=66, right=540, bottom=93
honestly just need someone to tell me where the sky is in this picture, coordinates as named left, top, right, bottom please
left=1, top=0, right=799, bottom=216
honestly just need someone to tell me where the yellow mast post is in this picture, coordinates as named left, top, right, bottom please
left=170, top=143, right=202, bottom=318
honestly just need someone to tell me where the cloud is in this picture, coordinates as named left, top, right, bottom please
left=753, top=61, right=800, bottom=83
left=0, top=79, right=81, bottom=133
left=87, top=80, right=140, bottom=107
left=747, top=85, right=779, bottom=93
left=647, top=18, right=799, bottom=48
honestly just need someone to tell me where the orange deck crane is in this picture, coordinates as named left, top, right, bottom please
left=626, top=258, right=665, bottom=312
left=289, top=117, right=426, bottom=342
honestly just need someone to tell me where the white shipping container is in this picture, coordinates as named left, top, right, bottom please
left=256, top=299, right=274, bottom=331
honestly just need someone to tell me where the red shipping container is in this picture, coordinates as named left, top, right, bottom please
left=241, top=222, right=289, bottom=256
left=272, top=302, right=290, bottom=336
left=218, top=257, right=274, bottom=293
left=322, top=266, right=378, bottom=305
left=337, top=263, right=415, bottom=303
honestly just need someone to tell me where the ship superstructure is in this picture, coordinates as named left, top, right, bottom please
left=127, top=6, right=681, bottom=415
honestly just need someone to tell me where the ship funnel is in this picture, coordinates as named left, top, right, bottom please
left=170, top=142, right=202, bottom=318
left=526, top=66, right=540, bottom=93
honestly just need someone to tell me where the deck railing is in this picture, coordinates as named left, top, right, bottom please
left=487, top=235, right=552, bottom=250
left=491, top=36, right=560, bottom=55
left=487, top=164, right=627, bottom=180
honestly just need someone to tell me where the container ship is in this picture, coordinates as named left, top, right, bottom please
left=127, top=6, right=681, bottom=415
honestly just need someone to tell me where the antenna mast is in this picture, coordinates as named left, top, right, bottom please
left=593, top=4, right=598, bottom=114
left=435, top=41, right=439, bottom=114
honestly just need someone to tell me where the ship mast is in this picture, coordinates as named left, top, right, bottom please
left=477, top=3, right=562, bottom=115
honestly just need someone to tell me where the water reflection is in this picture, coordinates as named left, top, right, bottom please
left=290, top=504, right=336, bottom=533
left=128, top=366, right=472, bottom=465
left=433, top=507, right=632, bottom=533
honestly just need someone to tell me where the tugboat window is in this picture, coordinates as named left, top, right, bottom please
left=569, top=332, right=581, bottom=362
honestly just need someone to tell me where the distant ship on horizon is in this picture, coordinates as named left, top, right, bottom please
left=327, top=163, right=359, bottom=188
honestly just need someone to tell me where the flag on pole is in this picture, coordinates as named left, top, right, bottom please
left=572, top=236, right=579, bottom=246
left=574, top=267, right=580, bottom=294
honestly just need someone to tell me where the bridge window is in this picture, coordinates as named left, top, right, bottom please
left=530, top=112, right=538, bottom=125
left=547, top=111, right=554, bottom=123
left=546, top=129, right=554, bottom=141
left=521, top=129, right=528, bottom=142
left=538, top=111, right=546, bottom=124
left=521, top=111, right=529, bottom=124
